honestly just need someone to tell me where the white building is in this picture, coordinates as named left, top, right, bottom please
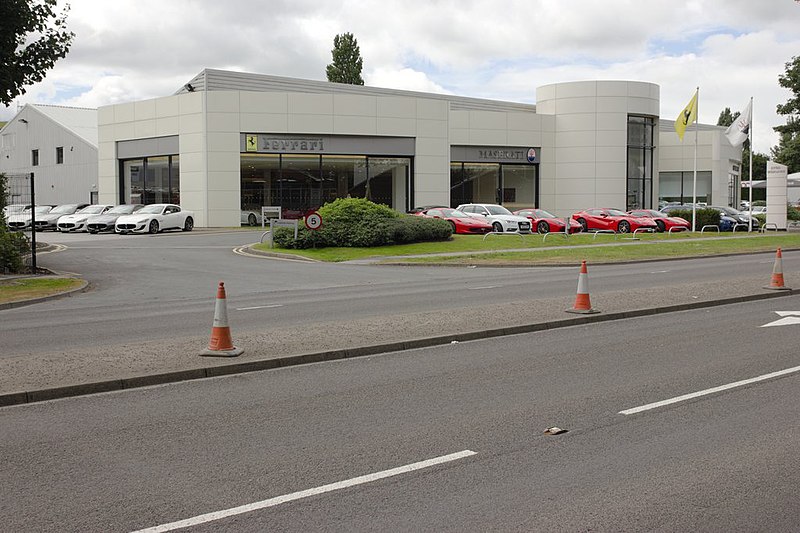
left=3, top=70, right=743, bottom=225
left=0, top=104, right=99, bottom=205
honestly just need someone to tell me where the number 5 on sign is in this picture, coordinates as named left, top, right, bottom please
left=305, top=211, right=323, bottom=230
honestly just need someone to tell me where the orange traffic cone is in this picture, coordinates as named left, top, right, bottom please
left=566, top=260, right=600, bottom=314
left=201, top=281, right=244, bottom=357
left=764, top=248, right=791, bottom=291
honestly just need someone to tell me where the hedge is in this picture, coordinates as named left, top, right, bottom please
left=271, top=197, right=452, bottom=249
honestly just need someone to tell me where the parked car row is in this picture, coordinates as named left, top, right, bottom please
left=412, top=204, right=694, bottom=234
left=660, top=204, right=759, bottom=231
left=2, top=203, right=194, bottom=234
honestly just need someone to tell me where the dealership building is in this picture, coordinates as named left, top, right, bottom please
left=4, top=69, right=742, bottom=226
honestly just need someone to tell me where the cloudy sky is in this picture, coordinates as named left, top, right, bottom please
left=3, top=0, right=799, bottom=153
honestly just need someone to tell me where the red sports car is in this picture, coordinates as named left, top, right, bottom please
left=628, top=209, right=690, bottom=232
left=513, top=208, right=583, bottom=234
left=571, top=208, right=658, bottom=233
left=416, top=207, right=493, bottom=234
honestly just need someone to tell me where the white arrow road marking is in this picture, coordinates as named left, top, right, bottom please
left=761, top=311, right=800, bottom=328
left=131, top=450, right=477, bottom=532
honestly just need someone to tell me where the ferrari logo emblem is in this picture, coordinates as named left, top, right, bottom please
left=246, top=135, right=258, bottom=152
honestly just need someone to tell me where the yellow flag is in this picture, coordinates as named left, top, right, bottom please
left=674, top=90, right=698, bottom=141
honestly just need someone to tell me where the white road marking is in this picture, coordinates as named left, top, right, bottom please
left=619, top=365, right=800, bottom=415
left=650, top=270, right=669, bottom=274
left=236, top=304, right=283, bottom=311
left=468, top=286, right=498, bottom=290
left=131, top=450, right=477, bottom=532
left=761, top=311, right=800, bottom=328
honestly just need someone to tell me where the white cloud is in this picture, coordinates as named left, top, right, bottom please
left=2, top=0, right=799, bottom=154
left=366, top=67, right=451, bottom=95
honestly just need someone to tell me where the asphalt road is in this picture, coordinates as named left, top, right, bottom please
left=2, top=295, right=799, bottom=531
left=0, top=230, right=793, bottom=355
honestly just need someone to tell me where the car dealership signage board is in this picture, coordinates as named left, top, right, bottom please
left=267, top=218, right=298, bottom=247
left=766, top=161, right=788, bottom=230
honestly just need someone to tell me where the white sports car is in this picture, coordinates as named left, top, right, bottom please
left=86, top=204, right=144, bottom=233
left=6, top=206, right=51, bottom=231
left=115, top=204, right=194, bottom=234
left=57, top=204, right=113, bottom=232
left=241, top=210, right=263, bottom=226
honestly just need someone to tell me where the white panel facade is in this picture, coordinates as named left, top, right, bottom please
left=536, top=80, right=659, bottom=216
left=1, top=104, right=98, bottom=205
left=86, top=69, right=737, bottom=229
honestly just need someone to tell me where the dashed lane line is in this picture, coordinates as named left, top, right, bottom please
left=131, top=449, right=477, bottom=532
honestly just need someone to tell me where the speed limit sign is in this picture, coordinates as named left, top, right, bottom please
left=305, top=211, right=323, bottom=230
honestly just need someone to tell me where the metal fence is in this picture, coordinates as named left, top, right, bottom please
left=1, top=172, right=36, bottom=273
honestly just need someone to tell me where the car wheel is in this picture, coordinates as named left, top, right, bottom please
left=448, top=221, right=457, bottom=234
left=537, top=221, right=550, bottom=234
left=617, top=220, right=631, bottom=233
left=248, top=213, right=257, bottom=226
left=577, top=218, right=588, bottom=232
left=183, top=217, right=194, bottom=232
left=655, top=220, right=666, bottom=233
left=148, top=220, right=160, bottom=234
left=88, top=230, right=97, bottom=234
left=492, top=221, right=503, bottom=233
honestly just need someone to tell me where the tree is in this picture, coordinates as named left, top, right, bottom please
left=717, top=107, right=767, bottom=180
left=326, top=32, right=364, bottom=85
left=772, top=56, right=800, bottom=172
left=0, top=0, right=74, bottom=106
left=717, top=107, right=737, bottom=128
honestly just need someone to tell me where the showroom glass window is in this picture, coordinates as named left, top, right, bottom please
left=121, top=155, right=180, bottom=205
left=627, top=116, right=655, bottom=210
left=450, top=163, right=536, bottom=208
left=658, top=171, right=712, bottom=205
left=240, top=154, right=410, bottom=218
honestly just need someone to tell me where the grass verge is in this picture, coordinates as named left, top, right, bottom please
left=0, top=277, right=84, bottom=304
left=253, top=232, right=800, bottom=264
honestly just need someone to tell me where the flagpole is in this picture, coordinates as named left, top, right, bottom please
left=748, top=96, right=753, bottom=231
left=692, top=86, right=699, bottom=232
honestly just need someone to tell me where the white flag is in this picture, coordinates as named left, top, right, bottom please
left=725, top=99, right=752, bottom=147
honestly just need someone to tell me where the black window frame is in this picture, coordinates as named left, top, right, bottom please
left=626, top=115, right=656, bottom=211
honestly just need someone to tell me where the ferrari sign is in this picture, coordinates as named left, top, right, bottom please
left=305, top=211, right=322, bottom=230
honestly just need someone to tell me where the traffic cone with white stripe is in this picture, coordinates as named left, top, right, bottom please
left=566, top=260, right=600, bottom=314
left=764, top=248, right=791, bottom=291
left=201, top=281, right=244, bottom=356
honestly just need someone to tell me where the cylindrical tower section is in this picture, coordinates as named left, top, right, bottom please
left=536, top=81, right=660, bottom=216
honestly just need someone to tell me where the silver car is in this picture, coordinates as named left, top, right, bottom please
left=6, top=206, right=52, bottom=231
left=86, top=204, right=145, bottom=233
left=33, top=204, right=89, bottom=231
left=57, top=204, right=114, bottom=232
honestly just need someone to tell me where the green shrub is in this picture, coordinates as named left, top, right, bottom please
left=788, top=204, right=800, bottom=221
left=0, top=226, right=29, bottom=273
left=316, top=197, right=399, bottom=247
left=669, top=208, right=720, bottom=229
left=272, top=225, right=327, bottom=249
left=271, top=198, right=452, bottom=249
left=387, top=215, right=452, bottom=244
